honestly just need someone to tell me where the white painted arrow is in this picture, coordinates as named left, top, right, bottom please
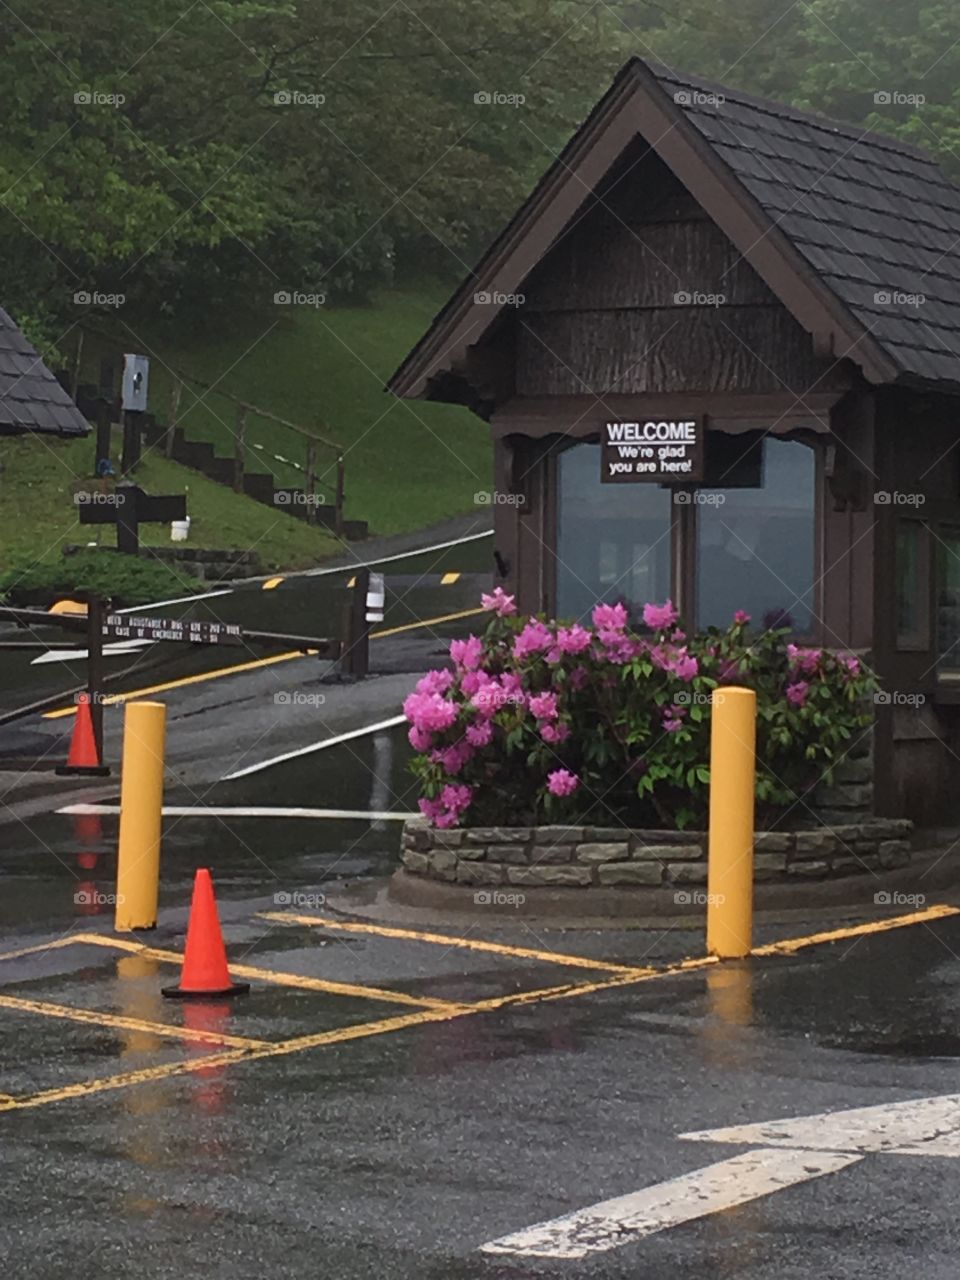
left=31, top=640, right=152, bottom=665
left=481, top=1093, right=960, bottom=1259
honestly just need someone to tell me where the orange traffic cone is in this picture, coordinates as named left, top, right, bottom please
left=162, top=869, right=249, bottom=999
left=56, top=693, right=110, bottom=777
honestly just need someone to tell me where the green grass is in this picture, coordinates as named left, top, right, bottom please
left=85, top=283, right=492, bottom=535
left=0, top=432, right=339, bottom=579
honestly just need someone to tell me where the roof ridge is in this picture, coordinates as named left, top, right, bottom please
left=637, top=57, right=936, bottom=164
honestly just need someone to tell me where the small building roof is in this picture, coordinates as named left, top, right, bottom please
left=390, top=58, right=960, bottom=400
left=0, top=307, right=90, bottom=436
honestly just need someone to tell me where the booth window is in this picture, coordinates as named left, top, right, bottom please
left=936, top=528, right=960, bottom=674
left=896, top=520, right=929, bottom=650
left=695, top=437, right=816, bottom=634
left=556, top=443, right=672, bottom=622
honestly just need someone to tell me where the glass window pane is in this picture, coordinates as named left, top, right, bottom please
left=556, top=443, right=672, bottom=622
left=937, top=529, right=960, bottom=672
left=696, top=438, right=816, bottom=634
left=896, top=522, right=927, bottom=648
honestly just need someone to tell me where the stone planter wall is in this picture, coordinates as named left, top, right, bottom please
left=400, top=816, right=914, bottom=888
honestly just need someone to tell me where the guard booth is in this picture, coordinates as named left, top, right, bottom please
left=389, top=57, right=960, bottom=825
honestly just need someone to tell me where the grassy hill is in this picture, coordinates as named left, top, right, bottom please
left=82, top=282, right=491, bottom=535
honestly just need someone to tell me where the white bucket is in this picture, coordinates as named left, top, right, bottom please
left=170, top=517, right=190, bottom=542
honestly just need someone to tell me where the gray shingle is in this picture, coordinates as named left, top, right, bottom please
left=0, top=307, right=89, bottom=436
left=652, top=64, right=960, bottom=385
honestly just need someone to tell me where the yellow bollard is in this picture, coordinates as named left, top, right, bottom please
left=706, top=685, right=756, bottom=959
left=115, top=701, right=167, bottom=932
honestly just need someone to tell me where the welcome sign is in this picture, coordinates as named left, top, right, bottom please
left=600, top=418, right=705, bottom=484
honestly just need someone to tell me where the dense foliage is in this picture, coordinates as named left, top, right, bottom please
left=2, top=1, right=955, bottom=353
left=406, top=593, right=875, bottom=831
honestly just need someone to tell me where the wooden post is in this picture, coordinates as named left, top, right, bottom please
left=166, top=378, right=182, bottom=459
left=115, top=483, right=139, bottom=555
left=121, top=411, right=142, bottom=475
left=305, top=440, right=318, bottom=525
left=94, top=401, right=112, bottom=477
left=234, top=405, right=248, bottom=493
left=344, top=567, right=371, bottom=678
left=86, top=595, right=105, bottom=763
left=71, top=330, right=84, bottom=401
left=335, top=454, right=345, bottom=537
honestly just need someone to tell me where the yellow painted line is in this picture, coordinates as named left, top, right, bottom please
left=0, top=936, right=85, bottom=964
left=751, top=903, right=960, bottom=956
left=440, top=572, right=460, bottom=585
left=369, top=606, right=484, bottom=641
left=0, top=993, right=270, bottom=1051
left=262, top=576, right=285, bottom=590
left=68, top=933, right=463, bottom=1012
left=43, top=648, right=315, bottom=719
left=258, top=912, right=652, bottom=975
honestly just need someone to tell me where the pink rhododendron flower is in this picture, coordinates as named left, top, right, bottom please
left=408, top=726, right=433, bottom=751
left=418, top=797, right=445, bottom=823
left=546, top=769, right=579, bottom=797
left=733, top=610, right=751, bottom=625
left=529, top=691, right=559, bottom=721
left=592, top=601, right=628, bottom=631
left=786, top=645, right=822, bottom=674
left=541, top=721, right=571, bottom=744
left=403, top=690, right=459, bottom=732
left=512, top=620, right=554, bottom=660
left=441, top=783, right=473, bottom=813
left=460, top=670, right=483, bottom=697
left=663, top=716, right=684, bottom=733
left=569, top=665, right=589, bottom=690
left=555, top=624, right=593, bottom=655
left=449, top=635, right=483, bottom=671
left=465, top=719, right=493, bottom=748
left=480, top=587, right=516, bottom=616
left=430, top=743, right=474, bottom=775
left=786, top=680, right=809, bottom=708
left=642, top=600, right=679, bottom=630
left=415, top=668, right=453, bottom=696
left=471, top=673, right=526, bottom=718
left=842, top=654, right=861, bottom=676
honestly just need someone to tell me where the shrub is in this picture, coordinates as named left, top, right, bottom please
left=405, top=591, right=875, bottom=831
left=0, top=550, right=203, bottom=607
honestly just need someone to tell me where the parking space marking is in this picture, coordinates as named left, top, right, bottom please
left=752, top=903, right=960, bottom=955
left=0, top=936, right=84, bottom=964
left=0, top=993, right=271, bottom=1050
left=258, top=912, right=653, bottom=975
left=1, top=903, right=956, bottom=1117
left=69, top=933, right=467, bottom=1012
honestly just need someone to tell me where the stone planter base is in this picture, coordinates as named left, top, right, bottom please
left=400, top=817, right=915, bottom=889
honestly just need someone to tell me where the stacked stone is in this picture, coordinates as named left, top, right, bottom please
left=400, top=817, right=913, bottom=887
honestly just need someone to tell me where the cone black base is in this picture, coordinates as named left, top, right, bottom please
left=56, top=764, right=111, bottom=777
left=161, top=981, right=250, bottom=999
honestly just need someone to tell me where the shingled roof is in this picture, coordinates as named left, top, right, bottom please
left=390, top=57, right=960, bottom=398
left=0, top=307, right=89, bottom=436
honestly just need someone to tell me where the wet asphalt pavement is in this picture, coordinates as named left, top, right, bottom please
left=2, top=898, right=960, bottom=1279
left=3, top=528, right=960, bottom=1276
